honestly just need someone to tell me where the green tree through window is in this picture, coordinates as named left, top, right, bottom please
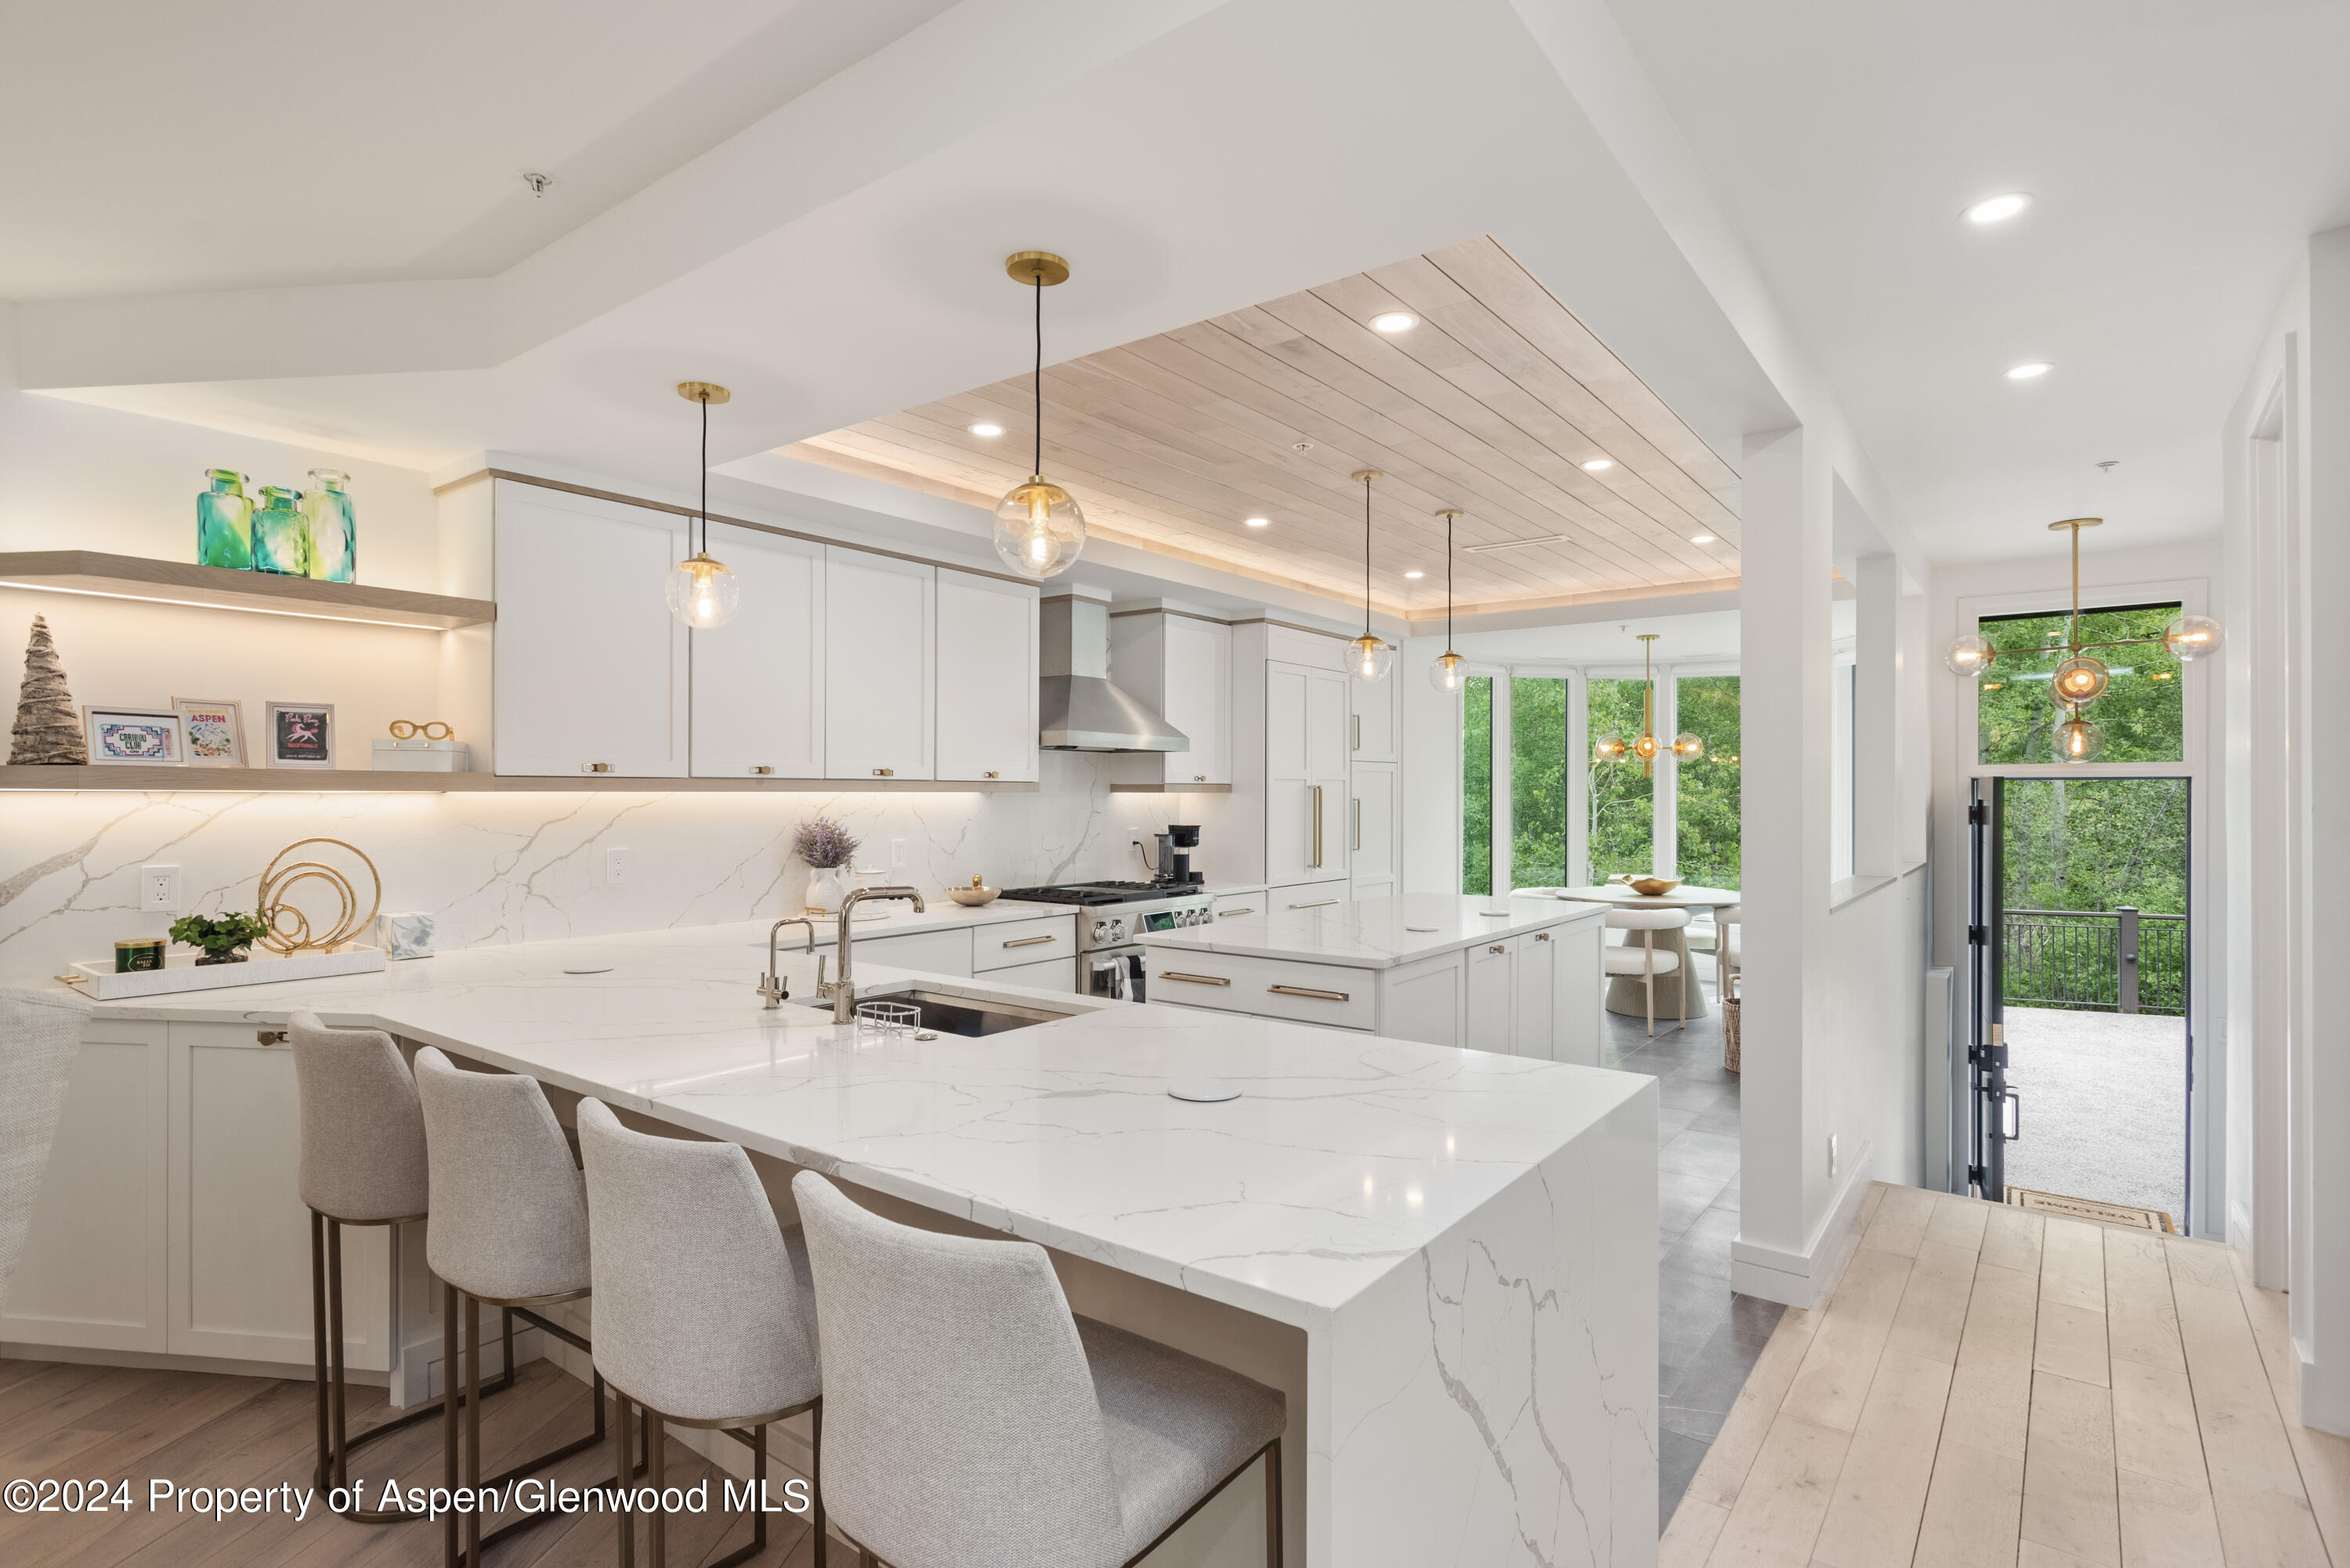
left=1511, top=677, right=1568, bottom=887
left=1462, top=676, right=1492, bottom=894
left=1676, top=676, right=1741, bottom=890
left=1587, top=677, right=1653, bottom=879
left=1977, top=605, right=2184, bottom=764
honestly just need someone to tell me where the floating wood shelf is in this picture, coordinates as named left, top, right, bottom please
left=0, top=551, right=496, bottom=630
left=0, top=765, right=1038, bottom=794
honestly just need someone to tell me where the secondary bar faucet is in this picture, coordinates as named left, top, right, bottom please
left=820, top=887, right=926, bottom=1022
left=759, top=918, right=815, bottom=1009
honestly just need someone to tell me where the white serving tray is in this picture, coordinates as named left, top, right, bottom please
left=69, top=945, right=387, bottom=1000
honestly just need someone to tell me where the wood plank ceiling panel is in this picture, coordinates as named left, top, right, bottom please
left=787, top=234, right=1741, bottom=616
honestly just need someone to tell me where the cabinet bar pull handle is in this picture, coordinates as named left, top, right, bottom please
left=1353, top=714, right=1361, bottom=750
left=985, top=770, right=1000, bottom=779
left=751, top=765, right=773, bottom=775
left=1535, top=932, right=1551, bottom=942
left=1269, top=984, right=1350, bottom=1002
left=1002, top=934, right=1056, bottom=948
left=583, top=762, right=613, bottom=773
left=1353, top=797, right=1361, bottom=851
left=1195, top=774, right=1206, bottom=782
left=255, top=1029, right=288, bottom=1046
left=1159, top=971, right=1232, bottom=986
left=1289, top=898, right=1338, bottom=909
left=1311, top=785, right=1323, bottom=867
left=872, top=768, right=894, bottom=777
left=1490, top=944, right=1507, bottom=954
left=1220, top=906, right=1255, bottom=917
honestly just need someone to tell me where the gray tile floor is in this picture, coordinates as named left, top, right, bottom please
left=1601, top=986, right=1781, bottom=1530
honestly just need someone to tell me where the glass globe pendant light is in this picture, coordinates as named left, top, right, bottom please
left=992, top=251, right=1087, bottom=580
left=666, top=382, right=740, bottom=629
left=2164, top=614, right=2225, bottom=660
left=2055, top=710, right=2106, bottom=764
left=1347, top=470, right=1394, bottom=682
left=1428, top=507, right=1468, bottom=695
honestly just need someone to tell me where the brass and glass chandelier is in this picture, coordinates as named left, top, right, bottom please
left=666, top=382, right=740, bottom=629
left=992, top=251, right=1087, bottom=579
left=1944, top=517, right=2223, bottom=763
left=1594, top=634, right=1701, bottom=777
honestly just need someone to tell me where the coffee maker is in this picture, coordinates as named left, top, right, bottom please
left=1151, top=824, right=1203, bottom=886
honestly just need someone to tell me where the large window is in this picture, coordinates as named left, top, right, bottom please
left=1462, top=675, right=1493, bottom=894
left=1977, top=604, right=2184, bottom=765
left=1585, top=677, right=1653, bottom=880
left=1676, top=675, right=1741, bottom=891
left=1510, top=677, right=1569, bottom=887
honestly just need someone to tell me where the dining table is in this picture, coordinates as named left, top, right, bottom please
left=1516, top=883, right=1741, bottom=1020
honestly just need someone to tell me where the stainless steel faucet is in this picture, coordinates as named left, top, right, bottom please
left=759, top=918, right=816, bottom=1009
left=820, top=886, right=926, bottom=1022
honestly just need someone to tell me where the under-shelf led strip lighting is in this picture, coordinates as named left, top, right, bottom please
left=0, top=580, right=454, bottom=630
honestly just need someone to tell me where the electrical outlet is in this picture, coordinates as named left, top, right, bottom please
left=140, top=864, right=181, bottom=913
left=605, top=847, right=631, bottom=887
left=1828, top=1133, right=1840, bottom=1179
left=891, top=836, right=906, bottom=870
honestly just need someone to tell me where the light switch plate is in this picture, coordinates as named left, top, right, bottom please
left=891, top=836, right=906, bottom=869
left=605, top=847, right=630, bottom=887
left=140, top=864, right=181, bottom=913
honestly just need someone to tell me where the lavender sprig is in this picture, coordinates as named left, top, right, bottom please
left=792, top=818, right=859, bottom=869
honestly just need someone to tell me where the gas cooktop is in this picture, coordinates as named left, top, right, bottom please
left=1000, top=881, right=1201, bottom=905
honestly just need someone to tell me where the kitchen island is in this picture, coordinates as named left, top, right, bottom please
left=27, top=922, right=1657, bottom=1567
left=1143, top=892, right=1610, bottom=1063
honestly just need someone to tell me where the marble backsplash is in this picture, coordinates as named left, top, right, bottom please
left=0, top=753, right=1210, bottom=984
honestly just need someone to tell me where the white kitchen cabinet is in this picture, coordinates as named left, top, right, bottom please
left=971, top=914, right=1076, bottom=973
left=1382, top=952, right=1463, bottom=1048
left=1211, top=887, right=1268, bottom=921
left=854, top=926, right=973, bottom=977
left=494, top=482, right=689, bottom=777
left=1350, top=665, right=1398, bottom=762
left=989, top=956, right=1078, bottom=995
left=1351, top=761, right=1397, bottom=900
left=1513, top=928, right=1560, bottom=1059
left=1106, top=611, right=1232, bottom=789
left=935, top=569, right=1039, bottom=782
left=1464, top=938, right=1514, bottom=1053
left=824, top=548, right=935, bottom=780
left=1549, top=916, right=1606, bottom=1067
left=691, top=523, right=825, bottom=779
left=1266, top=662, right=1350, bottom=886
left=1269, top=878, right=1350, bottom=914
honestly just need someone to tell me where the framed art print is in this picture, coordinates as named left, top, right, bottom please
left=172, top=698, right=246, bottom=767
left=265, top=701, right=335, bottom=768
left=84, top=706, right=188, bottom=766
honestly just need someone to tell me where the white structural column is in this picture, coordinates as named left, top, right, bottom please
left=1852, top=553, right=1901, bottom=874
left=1732, top=425, right=1838, bottom=1306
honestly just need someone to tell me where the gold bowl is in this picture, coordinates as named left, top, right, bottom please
left=1627, top=876, right=1682, bottom=898
left=947, top=876, right=1000, bottom=907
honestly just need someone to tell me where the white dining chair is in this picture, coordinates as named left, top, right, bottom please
left=1602, top=907, right=1690, bottom=1036
left=1716, top=905, right=1741, bottom=991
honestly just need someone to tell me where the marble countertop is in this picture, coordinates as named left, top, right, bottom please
left=74, top=918, right=1648, bottom=1330
left=1137, top=892, right=1609, bottom=969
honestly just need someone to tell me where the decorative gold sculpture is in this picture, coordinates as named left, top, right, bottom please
left=258, top=837, right=381, bottom=954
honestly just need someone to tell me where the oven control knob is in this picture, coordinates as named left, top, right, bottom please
left=1108, top=918, right=1126, bottom=941
left=1091, top=919, right=1110, bottom=942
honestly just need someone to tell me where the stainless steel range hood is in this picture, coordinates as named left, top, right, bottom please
left=1039, top=597, right=1188, bottom=752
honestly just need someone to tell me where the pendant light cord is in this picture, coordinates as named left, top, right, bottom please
left=1445, top=511, right=1455, bottom=649
left=1362, top=475, right=1373, bottom=635
left=1033, top=276, right=1044, bottom=480
left=698, top=391, right=710, bottom=555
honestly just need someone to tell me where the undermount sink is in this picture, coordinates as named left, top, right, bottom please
left=806, top=988, right=1076, bottom=1038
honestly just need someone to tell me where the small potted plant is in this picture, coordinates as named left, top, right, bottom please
left=794, top=818, right=860, bottom=915
left=169, top=909, right=271, bottom=966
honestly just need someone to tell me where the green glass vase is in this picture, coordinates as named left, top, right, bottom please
left=251, top=486, right=309, bottom=576
left=302, top=468, right=356, bottom=583
left=196, top=469, right=253, bottom=570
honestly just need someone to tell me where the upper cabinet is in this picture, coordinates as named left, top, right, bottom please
left=690, top=523, right=825, bottom=779
left=494, top=482, right=689, bottom=777
left=1107, top=610, right=1232, bottom=789
left=824, top=547, right=935, bottom=780
left=935, top=569, right=1039, bottom=782
left=1350, top=663, right=1399, bottom=762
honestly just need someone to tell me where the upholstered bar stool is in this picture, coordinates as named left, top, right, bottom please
left=577, top=1099, right=826, bottom=1568
left=1603, top=905, right=1690, bottom=1035
left=415, top=1046, right=640, bottom=1568
left=793, top=1172, right=1287, bottom=1568
left=287, top=1011, right=519, bottom=1524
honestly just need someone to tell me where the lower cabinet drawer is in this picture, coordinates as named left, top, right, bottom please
left=973, top=915, right=1076, bottom=973
left=854, top=927, right=974, bottom=977
left=1144, top=949, right=1376, bottom=1031
left=987, top=954, right=1076, bottom=995
left=1266, top=877, right=1351, bottom=914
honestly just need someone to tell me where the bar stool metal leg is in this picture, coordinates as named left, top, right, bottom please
left=611, top=1387, right=636, bottom=1568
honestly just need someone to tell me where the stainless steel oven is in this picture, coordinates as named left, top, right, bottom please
left=998, top=882, right=1215, bottom=1003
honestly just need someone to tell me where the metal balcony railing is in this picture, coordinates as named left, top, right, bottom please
left=2001, top=908, right=2186, bottom=1016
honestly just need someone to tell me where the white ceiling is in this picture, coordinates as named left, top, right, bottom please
left=1606, top=0, right=2350, bottom=564
left=0, top=0, right=954, bottom=298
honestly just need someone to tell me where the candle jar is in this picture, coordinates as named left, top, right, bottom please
left=302, top=468, right=356, bottom=583
left=251, top=485, right=309, bottom=576
left=197, top=469, right=254, bottom=570
left=115, top=938, right=165, bottom=973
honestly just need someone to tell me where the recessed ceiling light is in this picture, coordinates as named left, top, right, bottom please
left=1582, top=457, right=1613, bottom=471
left=1244, top=516, right=1271, bottom=528
left=1404, top=570, right=1425, bottom=579
left=967, top=421, right=1004, bottom=437
left=2006, top=362, right=2053, bottom=381
left=1965, top=193, right=2032, bottom=225
left=1369, top=311, right=1417, bottom=334
left=1691, top=534, right=1716, bottom=544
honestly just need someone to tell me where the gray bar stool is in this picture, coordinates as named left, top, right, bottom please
left=287, top=1011, right=518, bottom=1524
left=415, top=1046, right=642, bottom=1568
left=577, top=1098, right=826, bottom=1568
left=793, top=1172, right=1287, bottom=1568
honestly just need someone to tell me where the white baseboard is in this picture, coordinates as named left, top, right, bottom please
left=1728, top=1144, right=1875, bottom=1308
left=0, top=1341, right=370, bottom=1385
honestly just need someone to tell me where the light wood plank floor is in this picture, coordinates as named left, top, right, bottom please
left=1663, top=1181, right=2350, bottom=1568
left=0, top=1357, right=822, bottom=1567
